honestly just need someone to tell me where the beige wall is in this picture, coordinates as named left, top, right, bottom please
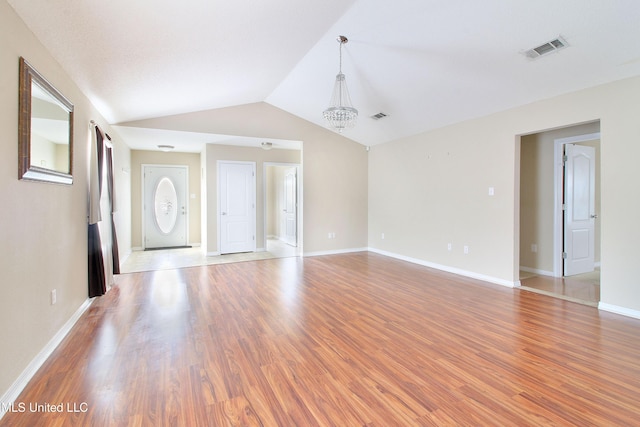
left=204, top=145, right=300, bottom=252
left=0, top=1, right=131, bottom=400
left=120, top=102, right=369, bottom=254
left=520, top=122, right=600, bottom=274
left=369, top=75, right=640, bottom=312
left=130, top=150, right=202, bottom=248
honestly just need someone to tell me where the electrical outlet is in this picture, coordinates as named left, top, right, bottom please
left=328, top=232, right=332, bottom=239
left=531, top=244, right=538, bottom=253
left=447, top=243, right=452, bottom=251
left=381, top=233, right=385, bottom=240
left=464, top=245, right=469, bottom=254
left=51, top=289, right=57, bottom=305
left=488, top=187, right=495, bottom=196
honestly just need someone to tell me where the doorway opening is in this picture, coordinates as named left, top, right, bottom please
left=518, top=121, right=601, bottom=305
left=264, top=163, right=302, bottom=259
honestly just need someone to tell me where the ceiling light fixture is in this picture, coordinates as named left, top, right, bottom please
left=157, top=144, right=174, bottom=152
left=261, top=142, right=273, bottom=150
left=323, top=35, right=358, bottom=133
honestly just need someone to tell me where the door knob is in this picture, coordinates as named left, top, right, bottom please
left=590, top=214, right=598, bottom=219
left=222, top=212, right=227, bottom=215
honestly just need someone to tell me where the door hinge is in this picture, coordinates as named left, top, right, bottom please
left=562, top=155, right=568, bottom=165
left=562, top=203, right=566, bottom=211
left=253, top=235, right=255, bottom=241
left=562, top=252, right=567, bottom=259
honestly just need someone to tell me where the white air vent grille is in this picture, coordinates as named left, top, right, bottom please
left=371, top=112, right=388, bottom=120
left=524, top=36, right=568, bottom=59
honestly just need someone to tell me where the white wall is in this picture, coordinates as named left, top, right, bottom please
left=369, top=75, right=640, bottom=314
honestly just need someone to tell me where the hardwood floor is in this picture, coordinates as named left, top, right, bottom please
left=3, top=253, right=640, bottom=426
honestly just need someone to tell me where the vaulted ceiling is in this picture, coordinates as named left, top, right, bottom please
left=8, top=0, right=640, bottom=151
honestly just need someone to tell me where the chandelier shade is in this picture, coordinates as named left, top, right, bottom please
left=323, top=36, right=358, bottom=132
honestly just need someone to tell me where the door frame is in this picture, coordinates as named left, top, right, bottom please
left=553, top=132, right=600, bottom=277
left=141, top=164, right=189, bottom=250
left=217, top=160, right=257, bottom=255
left=263, top=162, right=303, bottom=254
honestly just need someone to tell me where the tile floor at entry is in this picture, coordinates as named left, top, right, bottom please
left=121, top=238, right=300, bottom=273
left=519, top=269, right=600, bottom=307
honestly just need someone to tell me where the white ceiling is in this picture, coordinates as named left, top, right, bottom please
left=8, top=0, right=640, bottom=151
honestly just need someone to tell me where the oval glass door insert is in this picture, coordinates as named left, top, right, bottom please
left=154, top=177, right=178, bottom=234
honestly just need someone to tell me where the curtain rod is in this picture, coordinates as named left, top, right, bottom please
left=90, top=120, right=112, bottom=141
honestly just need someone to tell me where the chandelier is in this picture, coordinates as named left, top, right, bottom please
left=323, top=35, right=358, bottom=132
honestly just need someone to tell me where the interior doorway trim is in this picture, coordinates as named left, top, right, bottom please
left=553, top=132, right=600, bottom=277
left=263, top=162, right=303, bottom=256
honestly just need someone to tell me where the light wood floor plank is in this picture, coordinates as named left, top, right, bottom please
left=2, top=252, right=640, bottom=426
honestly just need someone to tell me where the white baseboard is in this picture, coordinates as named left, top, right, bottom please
left=0, top=298, right=94, bottom=421
left=598, top=302, right=640, bottom=320
left=519, top=266, right=555, bottom=277
left=368, top=247, right=517, bottom=288
left=303, top=247, right=368, bottom=257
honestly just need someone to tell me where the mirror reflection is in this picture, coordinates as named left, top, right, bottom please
left=30, top=82, right=71, bottom=173
left=19, top=57, right=74, bottom=184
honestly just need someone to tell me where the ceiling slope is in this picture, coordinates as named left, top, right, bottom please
left=9, top=0, right=640, bottom=148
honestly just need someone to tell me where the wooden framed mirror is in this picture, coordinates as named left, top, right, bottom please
left=18, top=57, right=74, bottom=185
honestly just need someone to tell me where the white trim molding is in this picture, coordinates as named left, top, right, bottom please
left=0, top=298, right=94, bottom=421
left=303, top=247, right=368, bottom=257
left=520, top=266, right=554, bottom=277
left=599, top=302, right=640, bottom=320
left=368, top=247, right=518, bottom=288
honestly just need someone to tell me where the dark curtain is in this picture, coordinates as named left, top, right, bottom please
left=88, top=126, right=106, bottom=297
left=88, top=224, right=105, bottom=297
left=106, top=146, right=120, bottom=274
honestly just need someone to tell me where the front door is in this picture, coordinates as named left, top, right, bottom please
left=219, top=161, right=256, bottom=254
left=283, top=167, right=298, bottom=247
left=563, top=144, right=596, bottom=276
left=143, top=165, right=188, bottom=249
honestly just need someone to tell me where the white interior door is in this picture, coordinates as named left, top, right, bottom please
left=283, top=167, right=297, bottom=247
left=143, top=165, right=188, bottom=249
left=219, top=161, right=256, bottom=254
left=563, top=144, right=596, bottom=276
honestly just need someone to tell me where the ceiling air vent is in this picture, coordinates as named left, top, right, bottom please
left=370, top=112, right=388, bottom=120
left=524, top=36, right=568, bottom=59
